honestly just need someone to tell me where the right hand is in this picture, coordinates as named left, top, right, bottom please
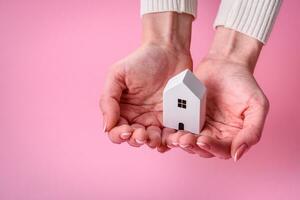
left=100, top=43, right=193, bottom=152
left=99, top=12, right=196, bottom=152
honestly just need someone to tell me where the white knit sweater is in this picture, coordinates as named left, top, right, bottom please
left=140, top=0, right=282, bottom=43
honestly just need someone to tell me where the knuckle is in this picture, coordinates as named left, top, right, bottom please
left=256, top=94, right=270, bottom=112
left=253, top=133, right=261, bottom=144
left=261, top=96, right=270, bottom=112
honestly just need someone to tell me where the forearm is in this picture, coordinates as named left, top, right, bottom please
left=142, top=12, right=193, bottom=53
left=207, top=27, right=263, bottom=72
left=208, top=0, right=282, bottom=71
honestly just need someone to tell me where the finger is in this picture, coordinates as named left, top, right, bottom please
left=231, top=97, right=269, bottom=161
left=117, top=117, right=129, bottom=126
left=193, top=148, right=214, bottom=158
left=99, top=67, right=126, bottom=132
left=108, top=122, right=133, bottom=144
left=157, top=146, right=170, bottom=153
left=165, top=130, right=183, bottom=148
left=176, top=131, right=196, bottom=154
left=182, top=147, right=196, bottom=154
left=196, top=134, right=231, bottom=159
left=109, top=117, right=133, bottom=142
left=161, top=128, right=176, bottom=145
left=146, top=126, right=161, bottom=149
left=166, top=131, right=195, bottom=154
left=179, top=133, right=214, bottom=158
left=178, top=132, right=197, bottom=149
left=157, top=128, right=176, bottom=153
left=128, top=124, right=147, bottom=147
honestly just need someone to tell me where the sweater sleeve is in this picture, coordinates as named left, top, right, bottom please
left=140, top=0, right=198, bottom=18
left=214, top=0, right=282, bottom=44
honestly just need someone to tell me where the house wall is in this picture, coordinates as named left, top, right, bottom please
left=200, top=92, right=207, bottom=130
left=163, top=84, right=201, bottom=134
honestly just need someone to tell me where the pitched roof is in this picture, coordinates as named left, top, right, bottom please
left=163, top=69, right=206, bottom=99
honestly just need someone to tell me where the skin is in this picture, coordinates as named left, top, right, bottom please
left=100, top=13, right=196, bottom=152
left=101, top=13, right=269, bottom=161
left=168, top=27, right=270, bottom=161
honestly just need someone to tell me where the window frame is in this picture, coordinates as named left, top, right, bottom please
left=177, top=98, right=187, bottom=109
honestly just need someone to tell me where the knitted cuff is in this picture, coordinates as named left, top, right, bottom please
left=214, top=0, right=282, bottom=44
left=140, top=0, right=198, bottom=18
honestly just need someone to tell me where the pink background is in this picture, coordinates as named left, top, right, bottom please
left=0, top=0, right=299, bottom=199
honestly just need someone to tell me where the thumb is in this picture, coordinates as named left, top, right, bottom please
left=99, top=67, right=126, bottom=132
left=231, top=97, right=269, bottom=162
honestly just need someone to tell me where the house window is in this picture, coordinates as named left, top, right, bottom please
left=178, top=99, right=187, bottom=109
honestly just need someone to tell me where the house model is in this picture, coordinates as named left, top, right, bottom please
left=163, top=69, right=207, bottom=134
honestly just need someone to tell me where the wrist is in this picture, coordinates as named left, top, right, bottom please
left=207, top=27, right=263, bottom=72
left=142, top=12, right=193, bottom=54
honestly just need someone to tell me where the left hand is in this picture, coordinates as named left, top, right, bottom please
left=166, top=27, right=270, bottom=161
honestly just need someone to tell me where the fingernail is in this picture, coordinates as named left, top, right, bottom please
left=179, top=144, right=192, bottom=149
left=102, top=118, right=107, bottom=133
left=120, top=132, right=131, bottom=139
left=135, top=139, right=145, bottom=145
left=234, top=144, right=248, bottom=162
left=172, top=142, right=178, bottom=146
left=197, top=141, right=210, bottom=150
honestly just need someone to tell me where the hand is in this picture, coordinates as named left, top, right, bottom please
left=100, top=13, right=193, bottom=152
left=169, top=27, right=270, bottom=161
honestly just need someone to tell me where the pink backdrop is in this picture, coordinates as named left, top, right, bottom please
left=1, top=0, right=299, bottom=199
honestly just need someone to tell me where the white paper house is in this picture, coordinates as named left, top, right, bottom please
left=163, top=69, right=207, bottom=134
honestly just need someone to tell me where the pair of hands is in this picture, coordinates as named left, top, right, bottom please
left=100, top=13, right=269, bottom=161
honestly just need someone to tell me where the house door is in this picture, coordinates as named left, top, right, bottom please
left=178, top=123, right=184, bottom=130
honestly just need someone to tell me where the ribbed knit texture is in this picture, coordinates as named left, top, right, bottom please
left=140, top=0, right=198, bottom=18
left=214, top=0, right=282, bottom=43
